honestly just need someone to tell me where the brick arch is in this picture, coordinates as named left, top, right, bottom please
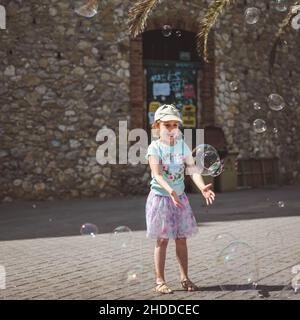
left=129, top=16, right=215, bottom=129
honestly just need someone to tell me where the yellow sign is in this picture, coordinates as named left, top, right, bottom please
left=149, top=101, right=160, bottom=113
left=182, top=105, right=196, bottom=127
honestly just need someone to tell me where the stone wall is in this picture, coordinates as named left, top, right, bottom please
left=214, top=0, right=300, bottom=184
left=0, top=0, right=139, bottom=201
left=0, top=0, right=299, bottom=202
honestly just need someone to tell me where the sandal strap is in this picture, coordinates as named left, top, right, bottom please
left=181, top=278, right=199, bottom=290
left=155, top=282, right=173, bottom=294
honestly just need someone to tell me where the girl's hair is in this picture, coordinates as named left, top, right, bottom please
left=151, top=120, right=160, bottom=130
left=151, top=120, right=160, bottom=138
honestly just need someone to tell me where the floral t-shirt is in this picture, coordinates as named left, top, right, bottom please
left=146, top=139, right=192, bottom=196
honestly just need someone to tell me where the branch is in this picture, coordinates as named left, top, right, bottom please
left=128, top=0, right=160, bottom=38
left=269, top=0, right=300, bottom=74
left=197, top=0, right=236, bottom=62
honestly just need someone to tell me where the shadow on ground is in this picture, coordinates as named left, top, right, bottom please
left=0, top=185, right=299, bottom=241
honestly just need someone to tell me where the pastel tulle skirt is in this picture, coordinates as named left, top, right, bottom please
left=145, top=191, right=199, bottom=240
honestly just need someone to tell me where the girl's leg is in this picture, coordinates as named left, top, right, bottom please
left=175, top=238, right=188, bottom=281
left=175, top=238, right=199, bottom=291
left=154, top=238, right=169, bottom=283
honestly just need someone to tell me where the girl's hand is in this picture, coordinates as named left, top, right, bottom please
left=170, top=190, right=184, bottom=209
left=201, top=183, right=215, bottom=206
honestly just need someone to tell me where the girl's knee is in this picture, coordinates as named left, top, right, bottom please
left=156, top=238, right=169, bottom=247
left=175, top=238, right=187, bottom=246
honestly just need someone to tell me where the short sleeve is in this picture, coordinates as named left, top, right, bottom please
left=145, top=141, right=161, bottom=163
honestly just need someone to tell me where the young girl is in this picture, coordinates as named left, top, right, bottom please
left=145, top=104, right=215, bottom=294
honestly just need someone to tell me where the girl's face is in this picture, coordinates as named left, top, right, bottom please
left=159, top=120, right=180, bottom=143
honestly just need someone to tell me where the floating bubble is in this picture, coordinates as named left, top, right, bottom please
left=253, top=119, right=267, bottom=133
left=210, top=159, right=225, bottom=177
left=114, top=264, right=154, bottom=292
left=292, top=274, right=300, bottom=293
left=277, top=201, right=285, bottom=208
left=267, top=93, right=285, bottom=111
left=125, top=266, right=141, bottom=283
left=80, top=223, right=98, bottom=237
left=273, top=0, right=288, bottom=12
left=279, top=282, right=300, bottom=300
left=252, top=282, right=258, bottom=289
left=253, top=102, right=262, bottom=110
left=213, top=232, right=237, bottom=254
left=112, top=225, right=132, bottom=248
left=194, top=144, right=221, bottom=177
left=279, top=39, right=288, bottom=49
left=276, top=270, right=300, bottom=299
left=175, top=30, right=182, bottom=37
left=122, top=264, right=153, bottom=288
left=291, top=11, right=300, bottom=30
left=216, top=241, right=259, bottom=291
left=162, top=25, right=172, bottom=37
left=229, top=81, right=239, bottom=92
left=291, top=265, right=300, bottom=275
left=244, top=7, right=260, bottom=25
left=32, top=204, right=37, bottom=209
left=75, top=0, right=98, bottom=18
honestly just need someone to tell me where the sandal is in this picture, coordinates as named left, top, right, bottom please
left=153, top=282, right=174, bottom=294
left=181, top=278, right=199, bottom=291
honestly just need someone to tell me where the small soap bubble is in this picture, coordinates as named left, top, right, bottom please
left=268, top=93, right=285, bottom=111
left=253, top=102, right=262, bottom=110
left=122, top=264, right=153, bottom=289
left=244, top=7, right=260, bottom=25
left=75, top=0, right=98, bottom=18
left=229, top=81, right=239, bottom=92
left=80, top=223, right=98, bottom=237
left=175, top=30, right=182, bottom=37
left=273, top=0, right=288, bottom=12
left=277, top=201, right=285, bottom=208
left=112, top=226, right=132, bottom=248
left=253, top=119, right=267, bottom=133
left=162, top=25, right=172, bottom=37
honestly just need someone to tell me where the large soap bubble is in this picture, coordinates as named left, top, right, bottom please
left=216, top=241, right=259, bottom=291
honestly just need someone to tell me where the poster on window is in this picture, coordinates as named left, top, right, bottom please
left=153, top=83, right=171, bottom=97
left=182, top=104, right=196, bottom=128
left=145, top=61, right=200, bottom=129
left=149, top=101, right=161, bottom=113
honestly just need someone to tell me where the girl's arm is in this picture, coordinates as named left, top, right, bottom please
left=185, top=154, right=215, bottom=205
left=148, top=155, right=183, bottom=208
left=185, top=154, right=206, bottom=191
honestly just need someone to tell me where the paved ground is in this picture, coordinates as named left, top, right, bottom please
left=0, top=185, right=300, bottom=300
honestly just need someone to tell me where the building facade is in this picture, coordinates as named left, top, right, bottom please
left=1, top=0, right=300, bottom=201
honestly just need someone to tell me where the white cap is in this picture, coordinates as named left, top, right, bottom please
left=154, top=104, right=182, bottom=123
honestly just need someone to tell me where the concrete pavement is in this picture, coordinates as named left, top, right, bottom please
left=0, top=185, right=300, bottom=300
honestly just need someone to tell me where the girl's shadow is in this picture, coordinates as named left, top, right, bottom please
left=175, top=284, right=286, bottom=298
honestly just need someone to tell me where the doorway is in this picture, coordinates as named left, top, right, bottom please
left=143, top=30, right=202, bottom=133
